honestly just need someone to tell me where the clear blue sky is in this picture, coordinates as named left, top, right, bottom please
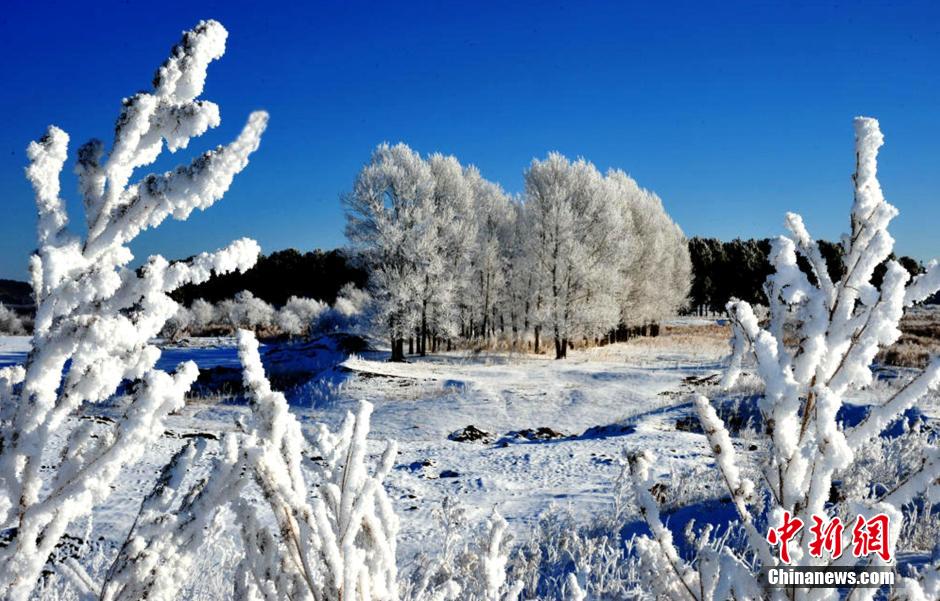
left=1, top=0, right=938, bottom=280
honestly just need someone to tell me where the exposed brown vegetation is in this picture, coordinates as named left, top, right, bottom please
left=878, top=306, right=940, bottom=368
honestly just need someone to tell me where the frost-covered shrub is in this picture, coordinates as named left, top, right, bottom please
left=232, top=330, right=400, bottom=600
left=315, top=283, right=372, bottom=335
left=0, top=20, right=266, bottom=600
left=218, top=290, right=276, bottom=331
left=627, top=118, right=940, bottom=599
left=161, top=305, right=194, bottom=341
left=507, top=508, right=634, bottom=601
left=276, top=295, right=328, bottom=336
left=401, top=500, right=524, bottom=601
left=0, top=303, right=28, bottom=335
left=190, top=298, right=218, bottom=331
left=163, top=289, right=367, bottom=338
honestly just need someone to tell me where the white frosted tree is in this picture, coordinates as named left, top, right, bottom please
left=218, top=290, right=277, bottom=331
left=524, top=153, right=627, bottom=358
left=0, top=20, right=267, bottom=600
left=466, top=167, right=514, bottom=344
left=276, top=295, right=328, bottom=337
left=161, top=305, right=194, bottom=341
left=613, top=170, right=691, bottom=329
left=501, top=200, right=536, bottom=349
left=421, top=154, right=476, bottom=354
left=0, top=304, right=28, bottom=335
left=346, top=144, right=690, bottom=357
left=344, top=143, right=436, bottom=361
left=190, top=297, right=219, bottom=331
left=628, top=117, right=940, bottom=600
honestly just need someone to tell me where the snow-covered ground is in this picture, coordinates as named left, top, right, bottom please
left=2, top=324, right=936, bottom=581
left=0, top=329, right=733, bottom=561
left=338, top=343, right=728, bottom=557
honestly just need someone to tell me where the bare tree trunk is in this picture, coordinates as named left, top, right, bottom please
left=534, top=325, right=540, bottom=353
left=390, top=315, right=405, bottom=362
left=420, top=301, right=428, bottom=357
left=390, top=337, right=405, bottom=362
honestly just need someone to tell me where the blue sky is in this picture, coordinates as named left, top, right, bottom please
left=1, top=0, right=938, bottom=279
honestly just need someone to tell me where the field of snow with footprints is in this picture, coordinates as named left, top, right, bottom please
left=0, top=324, right=735, bottom=562
left=4, top=317, right=935, bottom=595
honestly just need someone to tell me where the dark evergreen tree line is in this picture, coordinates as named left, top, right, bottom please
left=687, top=237, right=930, bottom=313
left=171, top=248, right=368, bottom=307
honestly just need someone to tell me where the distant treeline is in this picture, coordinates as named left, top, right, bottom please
left=687, top=237, right=932, bottom=314
left=3, top=242, right=934, bottom=325
left=171, top=248, right=367, bottom=307
left=0, top=279, right=33, bottom=310
left=2, top=250, right=368, bottom=318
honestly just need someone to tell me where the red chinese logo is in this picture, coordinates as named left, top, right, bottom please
left=808, top=515, right=844, bottom=559
left=766, top=511, right=803, bottom=564
left=766, top=512, right=891, bottom=564
left=851, top=513, right=891, bottom=561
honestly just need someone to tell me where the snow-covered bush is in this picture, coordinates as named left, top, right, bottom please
left=190, top=298, right=219, bottom=332
left=218, top=290, right=276, bottom=332
left=315, top=283, right=372, bottom=335
left=161, top=305, right=194, bottom=341
left=0, top=303, right=28, bottom=335
left=401, top=500, right=526, bottom=601
left=94, top=435, right=246, bottom=601
left=161, top=289, right=367, bottom=339
left=276, top=295, right=328, bottom=336
left=231, top=330, right=400, bottom=600
left=507, top=507, right=635, bottom=600
left=0, top=20, right=266, bottom=600
left=628, top=117, right=940, bottom=599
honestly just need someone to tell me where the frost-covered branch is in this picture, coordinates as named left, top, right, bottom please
left=627, top=451, right=700, bottom=600
left=0, top=19, right=265, bottom=600
left=233, top=330, right=400, bottom=601
left=99, top=436, right=245, bottom=601
left=633, top=117, right=940, bottom=599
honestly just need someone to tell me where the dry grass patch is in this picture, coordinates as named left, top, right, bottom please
left=878, top=305, right=940, bottom=368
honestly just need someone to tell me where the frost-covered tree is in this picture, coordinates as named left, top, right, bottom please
left=344, top=143, right=436, bottom=361
left=613, top=170, right=691, bottom=327
left=524, top=154, right=627, bottom=358
left=346, top=144, right=689, bottom=357
left=345, top=145, right=510, bottom=358
left=629, top=118, right=940, bottom=599
left=161, top=305, right=194, bottom=341
left=276, top=295, right=328, bottom=337
left=421, top=154, right=476, bottom=354
left=467, top=167, right=514, bottom=343
left=317, top=283, right=372, bottom=335
left=190, top=297, right=218, bottom=331
left=501, top=201, right=535, bottom=348
left=218, top=290, right=276, bottom=331
left=0, top=20, right=267, bottom=599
